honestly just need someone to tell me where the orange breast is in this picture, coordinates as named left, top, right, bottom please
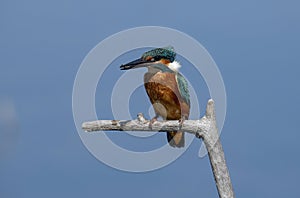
left=144, top=71, right=190, bottom=120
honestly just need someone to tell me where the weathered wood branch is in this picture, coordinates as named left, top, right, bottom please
left=82, top=99, right=235, bottom=198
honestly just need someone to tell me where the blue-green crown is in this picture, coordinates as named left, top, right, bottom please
left=142, top=46, right=176, bottom=62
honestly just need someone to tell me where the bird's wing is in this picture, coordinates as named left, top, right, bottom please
left=175, top=73, right=190, bottom=106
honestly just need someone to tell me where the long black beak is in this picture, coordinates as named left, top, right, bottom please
left=120, top=58, right=149, bottom=70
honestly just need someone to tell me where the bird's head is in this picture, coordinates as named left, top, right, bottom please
left=120, top=46, right=181, bottom=72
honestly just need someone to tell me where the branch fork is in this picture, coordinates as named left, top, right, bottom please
left=81, top=99, right=235, bottom=198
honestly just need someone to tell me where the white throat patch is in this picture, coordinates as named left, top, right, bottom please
left=168, top=61, right=181, bottom=72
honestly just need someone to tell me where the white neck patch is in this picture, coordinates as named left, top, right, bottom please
left=168, top=61, right=181, bottom=72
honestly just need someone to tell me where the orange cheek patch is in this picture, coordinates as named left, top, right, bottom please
left=146, top=56, right=153, bottom=61
left=160, top=59, right=170, bottom=64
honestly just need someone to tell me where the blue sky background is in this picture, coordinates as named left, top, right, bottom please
left=1, top=0, right=300, bottom=197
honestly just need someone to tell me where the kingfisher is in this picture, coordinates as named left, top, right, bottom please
left=120, top=46, right=190, bottom=148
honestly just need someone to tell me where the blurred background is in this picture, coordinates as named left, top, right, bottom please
left=1, top=0, right=299, bottom=197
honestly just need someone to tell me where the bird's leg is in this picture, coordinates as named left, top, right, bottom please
left=149, top=115, right=159, bottom=129
left=178, top=115, right=187, bottom=130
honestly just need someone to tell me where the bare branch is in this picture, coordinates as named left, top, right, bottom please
left=81, top=99, right=235, bottom=198
left=82, top=116, right=208, bottom=138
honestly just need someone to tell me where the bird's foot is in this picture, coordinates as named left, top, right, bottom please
left=178, top=116, right=186, bottom=130
left=149, top=115, right=158, bottom=130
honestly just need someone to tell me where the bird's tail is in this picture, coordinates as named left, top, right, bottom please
left=167, top=131, right=185, bottom=148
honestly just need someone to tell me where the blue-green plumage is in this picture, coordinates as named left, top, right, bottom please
left=142, top=46, right=176, bottom=62
left=176, top=73, right=190, bottom=106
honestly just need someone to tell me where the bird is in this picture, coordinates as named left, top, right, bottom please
left=120, top=46, right=190, bottom=148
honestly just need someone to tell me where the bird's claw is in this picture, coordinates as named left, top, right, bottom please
left=178, top=116, right=186, bottom=130
left=149, top=116, right=158, bottom=130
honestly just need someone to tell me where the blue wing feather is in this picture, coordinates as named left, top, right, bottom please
left=176, top=73, right=190, bottom=106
